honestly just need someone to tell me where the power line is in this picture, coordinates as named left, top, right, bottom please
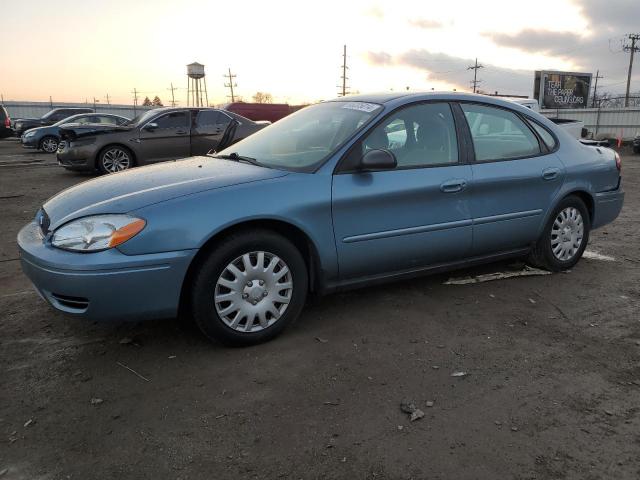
left=623, top=33, right=640, bottom=107
left=131, top=88, right=139, bottom=116
left=337, top=45, right=350, bottom=97
left=167, top=82, right=178, bottom=106
left=467, top=58, right=484, bottom=93
left=224, top=68, right=237, bottom=102
left=591, top=70, right=604, bottom=107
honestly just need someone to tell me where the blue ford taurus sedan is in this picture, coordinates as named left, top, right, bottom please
left=18, top=92, right=624, bottom=345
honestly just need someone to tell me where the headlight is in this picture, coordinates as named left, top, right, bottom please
left=51, top=215, right=146, bottom=252
left=24, top=131, right=36, bottom=138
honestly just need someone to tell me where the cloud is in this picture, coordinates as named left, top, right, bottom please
left=480, top=0, right=640, bottom=93
left=365, top=51, right=393, bottom=66
left=484, top=29, right=583, bottom=56
left=366, top=49, right=533, bottom=95
left=408, top=18, right=442, bottom=29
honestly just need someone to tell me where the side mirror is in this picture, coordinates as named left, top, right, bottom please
left=144, top=122, right=158, bottom=131
left=359, top=149, right=397, bottom=171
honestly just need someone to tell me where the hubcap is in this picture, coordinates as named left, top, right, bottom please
left=42, top=138, right=58, bottom=153
left=102, top=148, right=131, bottom=173
left=214, top=251, right=293, bottom=333
left=551, top=207, right=584, bottom=261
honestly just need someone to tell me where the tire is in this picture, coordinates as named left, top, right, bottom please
left=40, top=136, right=59, bottom=153
left=633, top=146, right=640, bottom=154
left=528, top=195, right=591, bottom=272
left=97, top=145, right=134, bottom=174
left=190, top=229, right=308, bottom=346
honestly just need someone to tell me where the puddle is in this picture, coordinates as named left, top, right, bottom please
left=583, top=250, right=616, bottom=261
left=444, top=266, right=551, bottom=285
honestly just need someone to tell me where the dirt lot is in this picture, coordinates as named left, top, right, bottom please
left=0, top=137, right=639, bottom=480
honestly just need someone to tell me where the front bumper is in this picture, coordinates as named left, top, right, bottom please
left=18, top=221, right=197, bottom=322
left=56, top=142, right=96, bottom=171
left=592, top=187, right=625, bottom=229
left=21, top=136, right=38, bottom=148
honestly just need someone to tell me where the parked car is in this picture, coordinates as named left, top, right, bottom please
left=56, top=107, right=266, bottom=174
left=0, top=105, right=12, bottom=139
left=505, top=98, right=586, bottom=139
left=633, top=134, right=640, bottom=154
left=21, top=113, right=129, bottom=153
left=18, top=92, right=624, bottom=346
left=14, top=108, right=94, bottom=137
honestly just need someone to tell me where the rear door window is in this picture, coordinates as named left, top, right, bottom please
left=461, top=104, right=541, bottom=161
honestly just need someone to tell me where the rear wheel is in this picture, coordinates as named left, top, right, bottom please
left=528, top=195, right=590, bottom=271
left=190, top=230, right=308, bottom=346
left=40, top=136, right=59, bottom=153
left=98, top=145, right=134, bottom=174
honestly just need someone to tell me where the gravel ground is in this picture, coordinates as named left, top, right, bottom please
left=1, top=138, right=639, bottom=480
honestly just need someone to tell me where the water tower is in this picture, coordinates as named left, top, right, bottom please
left=187, top=62, right=208, bottom=107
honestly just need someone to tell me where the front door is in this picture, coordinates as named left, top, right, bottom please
left=332, top=102, right=473, bottom=280
left=458, top=102, right=565, bottom=255
left=191, top=110, right=233, bottom=155
left=138, top=110, right=191, bottom=163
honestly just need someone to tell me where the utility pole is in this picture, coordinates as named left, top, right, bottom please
left=224, top=68, right=237, bottom=102
left=467, top=58, right=484, bottom=93
left=105, top=93, right=111, bottom=106
left=168, top=82, right=178, bottom=106
left=93, top=97, right=99, bottom=111
left=49, top=96, right=53, bottom=109
left=623, top=34, right=640, bottom=107
left=591, top=70, right=603, bottom=107
left=337, top=45, right=350, bottom=97
left=132, top=88, right=139, bottom=116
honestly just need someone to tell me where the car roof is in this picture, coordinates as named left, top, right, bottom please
left=325, top=91, right=538, bottom=114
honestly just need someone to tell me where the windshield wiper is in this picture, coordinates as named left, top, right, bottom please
left=213, top=152, right=262, bottom=167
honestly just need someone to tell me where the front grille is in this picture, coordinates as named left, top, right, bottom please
left=50, top=293, right=89, bottom=311
left=36, top=208, right=51, bottom=236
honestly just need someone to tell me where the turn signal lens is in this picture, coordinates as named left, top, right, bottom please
left=109, top=219, right=146, bottom=247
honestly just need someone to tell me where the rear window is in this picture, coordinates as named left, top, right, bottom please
left=0, top=107, right=7, bottom=120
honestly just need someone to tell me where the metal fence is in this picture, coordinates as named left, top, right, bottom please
left=1, top=101, right=154, bottom=121
left=541, top=107, right=640, bottom=140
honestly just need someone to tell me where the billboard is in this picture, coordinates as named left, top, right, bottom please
left=534, top=70, right=592, bottom=109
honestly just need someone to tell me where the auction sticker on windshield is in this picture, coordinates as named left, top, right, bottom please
left=341, top=102, right=380, bottom=113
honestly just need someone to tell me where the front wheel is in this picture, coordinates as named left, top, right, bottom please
left=190, top=230, right=308, bottom=346
left=528, top=196, right=591, bottom=271
left=98, top=146, right=134, bottom=174
left=40, top=136, right=59, bottom=153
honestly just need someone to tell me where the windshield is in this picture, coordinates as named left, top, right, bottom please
left=124, top=110, right=157, bottom=126
left=217, top=101, right=383, bottom=172
left=54, top=114, right=84, bottom=126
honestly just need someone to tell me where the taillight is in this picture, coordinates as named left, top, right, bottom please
left=614, top=151, right=621, bottom=172
left=3, top=117, right=9, bottom=127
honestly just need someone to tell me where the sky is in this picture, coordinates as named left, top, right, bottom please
left=2, top=0, right=639, bottom=106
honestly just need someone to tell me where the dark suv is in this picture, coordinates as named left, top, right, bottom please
left=0, top=105, right=12, bottom=139
left=14, top=108, right=94, bottom=137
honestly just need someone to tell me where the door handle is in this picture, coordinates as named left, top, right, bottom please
left=440, top=179, right=467, bottom=193
left=542, top=168, right=560, bottom=181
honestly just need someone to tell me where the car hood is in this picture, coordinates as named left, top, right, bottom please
left=16, top=118, right=40, bottom=124
left=42, top=157, right=288, bottom=230
left=59, top=123, right=133, bottom=140
left=22, top=125, right=55, bottom=136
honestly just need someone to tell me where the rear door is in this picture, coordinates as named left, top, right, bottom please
left=332, top=102, right=473, bottom=280
left=458, top=102, right=565, bottom=255
left=138, top=110, right=191, bottom=163
left=191, top=110, right=233, bottom=155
